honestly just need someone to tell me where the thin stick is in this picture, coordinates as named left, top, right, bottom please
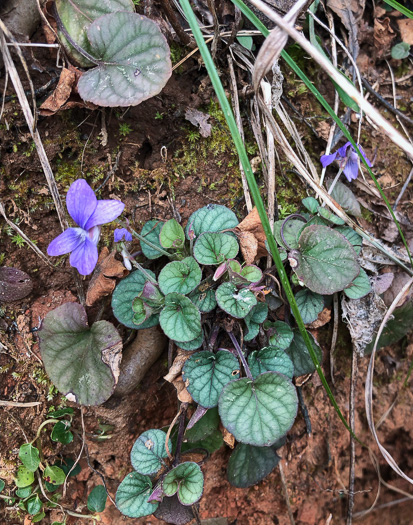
left=0, top=25, right=67, bottom=231
left=279, top=461, right=296, bottom=525
left=0, top=400, right=41, bottom=407
left=330, top=293, right=339, bottom=387
left=347, top=348, right=358, bottom=525
left=393, top=166, right=413, bottom=211
left=165, top=406, right=183, bottom=461
left=0, top=200, right=53, bottom=268
left=228, top=54, right=253, bottom=212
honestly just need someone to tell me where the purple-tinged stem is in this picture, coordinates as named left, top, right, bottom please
left=207, top=323, right=220, bottom=352
left=228, top=332, right=253, bottom=381
left=173, top=403, right=188, bottom=467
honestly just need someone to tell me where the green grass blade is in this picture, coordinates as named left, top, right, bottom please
left=384, top=0, right=413, bottom=18
left=179, top=0, right=363, bottom=443
left=231, top=0, right=412, bottom=269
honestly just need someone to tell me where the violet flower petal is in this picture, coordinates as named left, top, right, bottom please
left=84, top=200, right=125, bottom=231
left=69, top=237, right=99, bottom=276
left=342, top=153, right=360, bottom=181
left=66, top=179, right=97, bottom=229
left=47, top=227, right=84, bottom=256
left=114, top=227, right=132, bottom=242
left=337, top=141, right=351, bottom=159
left=320, top=151, right=338, bottom=168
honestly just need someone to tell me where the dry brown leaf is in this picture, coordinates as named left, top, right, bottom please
left=86, top=247, right=128, bottom=306
left=236, top=207, right=268, bottom=264
left=172, top=375, right=193, bottom=404
left=308, top=307, right=331, bottom=329
left=220, top=424, right=235, bottom=449
left=397, top=18, right=413, bottom=45
left=39, top=68, right=76, bottom=115
left=164, top=349, right=195, bottom=382
left=185, top=108, right=212, bottom=138
left=374, top=17, right=395, bottom=57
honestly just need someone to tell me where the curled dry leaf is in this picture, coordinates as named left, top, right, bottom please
left=172, top=375, right=193, bottom=404
left=372, top=272, right=394, bottom=295
left=220, top=422, right=235, bottom=449
left=86, top=247, right=128, bottom=306
left=39, top=67, right=76, bottom=115
left=308, top=307, right=331, bottom=329
left=374, top=17, right=395, bottom=57
left=0, top=267, right=33, bottom=302
left=164, top=348, right=195, bottom=383
left=185, top=108, right=212, bottom=138
left=236, top=207, right=268, bottom=264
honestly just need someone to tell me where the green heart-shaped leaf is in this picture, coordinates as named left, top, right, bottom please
left=194, top=232, right=239, bottom=265
left=158, top=257, right=202, bottom=295
left=132, top=297, right=152, bottom=326
left=51, top=421, right=73, bottom=445
left=162, top=462, right=204, bottom=506
left=160, top=293, right=201, bottom=342
left=15, top=466, right=34, bottom=488
left=116, top=472, right=157, bottom=518
left=140, top=220, right=165, bottom=260
left=264, top=321, right=294, bottom=350
left=185, top=204, right=238, bottom=239
left=240, top=265, right=263, bottom=283
left=248, top=347, right=294, bottom=379
left=292, top=225, right=360, bottom=294
left=0, top=480, right=5, bottom=492
left=160, top=219, right=185, bottom=250
left=335, top=226, right=362, bottom=255
left=317, top=206, right=345, bottom=225
left=131, top=429, right=171, bottom=476
left=189, top=286, right=217, bottom=313
left=78, top=12, right=172, bottom=107
left=216, top=283, right=257, bottom=319
left=219, top=372, right=298, bottom=446
left=112, top=269, right=159, bottom=329
left=294, top=289, right=324, bottom=324
left=344, top=268, right=371, bottom=299
left=55, top=0, right=134, bottom=67
left=176, top=331, right=204, bottom=351
left=274, top=219, right=303, bottom=249
left=302, top=197, right=319, bottom=214
left=39, top=303, right=122, bottom=406
left=184, top=407, right=219, bottom=442
left=26, top=494, right=42, bottom=515
left=43, top=466, right=65, bottom=486
left=181, top=429, right=223, bottom=455
left=286, top=329, right=323, bottom=376
left=19, top=444, right=40, bottom=473
left=329, top=180, right=361, bottom=217
left=391, top=42, right=410, bottom=60
left=227, top=443, right=280, bottom=488
left=244, top=303, right=268, bottom=341
left=183, top=350, right=240, bottom=408
left=87, top=485, right=107, bottom=513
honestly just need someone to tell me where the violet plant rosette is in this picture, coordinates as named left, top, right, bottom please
left=321, top=141, right=372, bottom=181
left=47, top=179, right=125, bottom=275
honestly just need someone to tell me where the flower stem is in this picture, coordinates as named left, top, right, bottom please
left=228, top=332, right=253, bottom=380
left=326, top=167, right=343, bottom=196
left=117, top=219, right=171, bottom=258
left=173, top=403, right=188, bottom=467
left=120, top=243, right=158, bottom=285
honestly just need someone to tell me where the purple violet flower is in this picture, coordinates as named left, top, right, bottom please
left=47, top=179, right=124, bottom=276
left=114, top=228, right=132, bottom=242
left=320, top=141, right=372, bottom=182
